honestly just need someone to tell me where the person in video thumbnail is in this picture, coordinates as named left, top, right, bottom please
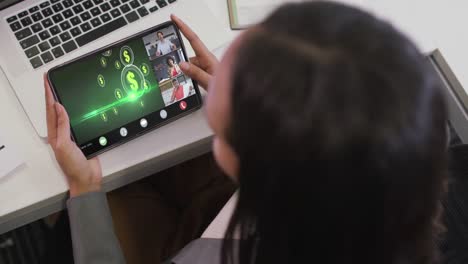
left=166, top=56, right=182, bottom=77
left=170, top=78, right=184, bottom=103
left=156, top=31, right=176, bottom=56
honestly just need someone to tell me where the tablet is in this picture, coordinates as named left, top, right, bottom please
left=48, top=21, right=202, bottom=158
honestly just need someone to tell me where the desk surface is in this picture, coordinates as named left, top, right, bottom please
left=2, top=0, right=468, bottom=236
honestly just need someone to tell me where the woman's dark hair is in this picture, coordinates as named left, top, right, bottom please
left=222, top=2, right=448, bottom=264
left=166, top=56, right=175, bottom=66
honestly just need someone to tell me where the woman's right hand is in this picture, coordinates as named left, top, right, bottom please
left=171, top=14, right=219, bottom=89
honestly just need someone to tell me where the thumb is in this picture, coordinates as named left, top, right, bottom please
left=55, top=103, right=71, bottom=148
left=180, top=62, right=210, bottom=89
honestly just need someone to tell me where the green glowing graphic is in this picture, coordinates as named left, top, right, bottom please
left=114, top=88, right=123, bottom=100
left=72, top=80, right=157, bottom=124
left=126, top=71, right=139, bottom=91
left=121, top=65, right=145, bottom=94
left=101, top=112, right=108, bottom=122
left=120, top=46, right=134, bottom=66
left=99, top=136, right=107, bottom=146
left=51, top=36, right=165, bottom=144
left=123, top=50, right=131, bottom=63
left=140, top=100, right=144, bottom=108
left=100, top=57, right=107, bottom=68
left=97, top=74, right=105, bottom=87
left=141, top=63, right=149, bottom=76
left=102, top=50, right=112, bottom=57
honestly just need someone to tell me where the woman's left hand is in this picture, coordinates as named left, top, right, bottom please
left=44, top=75, right=103, bottom=198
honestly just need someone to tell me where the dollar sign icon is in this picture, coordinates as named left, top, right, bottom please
left=143, top=80, right=149, bottom=90
left=141, top=63, right=150, bottom=76
left=100, top=57, right=107, bottom=68
left=101, top=112, right=108, bottom=122
left=123, top=50, right=130, bottom=63
left=114, top=89, right=123, bottom=100
left=120, top=46, right=133, bottom=65
left=115, top=60, right=121, bottom=70
left=126, top=71, right=139, bottom=91
left=113, top=107, right=118, bottom=115
left=121, top=65, right=144, bottom=94
left=97, top=74, right=105, bottom=87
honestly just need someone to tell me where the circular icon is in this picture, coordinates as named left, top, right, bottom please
left=160, top=110, right=167, bottom=119
left=99, top=136, right=107, bottom=146
left=120, top=127, right=128, bottom=137
left=140, top=63, right=150, bottom=76
left=179, top=101, right=187, bottom=110
left=120, top=46, right=134, bottom=66
left=114, top=88, right=123, bottom=100
left=97, top=74, right=105, bottom=87
left=102, top=49, right=112, bottom=57
left=101, top=112, right=108, bottom=122
left=121, top=65, right=145, bottom=94
left=140, top=118, right=148, bottom=128
left=100, top=57, right=107, bottom=68
left=115, top=60, right=121, bottom=70
left=112, top=107, right=118, bottom=115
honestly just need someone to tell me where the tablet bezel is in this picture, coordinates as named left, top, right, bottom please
left=47, top=21, right=203, bottom=159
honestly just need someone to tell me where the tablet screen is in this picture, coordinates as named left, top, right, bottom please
left=48, top=22, right=202, bottom=158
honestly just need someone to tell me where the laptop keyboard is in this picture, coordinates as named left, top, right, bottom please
left=6, top=0, right=177, bottom=69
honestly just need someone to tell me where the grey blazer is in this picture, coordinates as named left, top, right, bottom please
left=67, top=192, right=223, bottom=264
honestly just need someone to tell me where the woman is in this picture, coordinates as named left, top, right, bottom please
left=45, top=2, right=448, bottom=264
left=170, top=78, right=184, bottom=103
left=167, top=56, right=182, bottom=77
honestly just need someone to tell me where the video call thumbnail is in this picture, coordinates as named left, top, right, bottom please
left=142, top=26, right=196, bottom=106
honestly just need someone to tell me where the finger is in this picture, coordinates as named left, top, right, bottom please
left=189, top=56, right=200, bottom=67
left=171, top=14, right=210, bottom=57
left=180, top=62, right=210, bottom=89
left=44, top=74, right=58, bottom=147
left=55, top=103, right=72, bottom=150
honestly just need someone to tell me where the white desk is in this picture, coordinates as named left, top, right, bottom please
left=0, top=0, right=237, bottom=234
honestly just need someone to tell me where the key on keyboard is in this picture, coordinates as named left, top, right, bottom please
left=29, top=6, right=39, bottom=13
left=15, top=28, right=32, bottom=40
left=125, top=11, right=138, bottom=23
left=25, top=46, right=40, bottom=58
left=49, top=36, right=61, bottom=46
left=39, top=2, right=50, bottom=8
left=75, top=17, right=126, bottom=46
left=31, top=23, right=43, bottom=33
left=31, top=12, right=43, bottom=22
left=52, top=47, right=65, bottom=58
left=7, top=16, right=17, bottom=23
left=49, top=25, right=61, bottom=35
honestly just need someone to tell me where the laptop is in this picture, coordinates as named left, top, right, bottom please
left=0, top=0, right=228, bottom=138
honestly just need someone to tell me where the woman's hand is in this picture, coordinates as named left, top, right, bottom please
left=171, top=14, right=219, bottom=89
left=44, top=75, right=102, bottom=198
